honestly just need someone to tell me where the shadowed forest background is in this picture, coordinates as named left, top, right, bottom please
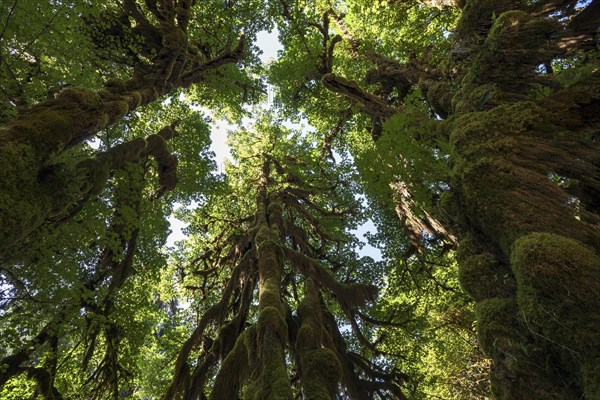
left=0, top=0, right=599, bottom=399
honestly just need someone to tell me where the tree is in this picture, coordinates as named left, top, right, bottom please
left=270, top=0, right=600, bottom=398
left=2, top=0, right=599, bottom=398
left=164, top=118, right=411, bottom=399
left=1, top=83, right=217, bottom=398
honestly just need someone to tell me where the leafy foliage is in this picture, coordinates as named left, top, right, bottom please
left=2, top=0, right=599, bottom=399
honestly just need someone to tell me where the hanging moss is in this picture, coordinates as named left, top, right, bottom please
left=512, top=233, right=600, bottom=361
left=211, top=327, right=255, bottom=400
left=55, top=87, right=102, bottom=107
left=302, top=349, right=342, bottom=400
left=0, top=123, right=180, bottom=262
left=103, top=100, right=130, bottom=124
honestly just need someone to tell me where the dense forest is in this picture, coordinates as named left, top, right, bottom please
left=0, top=0, right=598, bottom=399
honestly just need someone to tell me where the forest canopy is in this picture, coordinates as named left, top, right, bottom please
left=0, top=0, right=599, bottom=399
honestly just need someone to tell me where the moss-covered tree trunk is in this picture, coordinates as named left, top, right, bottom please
left=246, top=165, right=293, bottom=399
left=447, top=85, right=600, bottom=399
left=295, top=278, right=342, bottom=400
left=437, top=2, right=600, bottom=398
left=312, top=0, right=600, bottom=397
left=165, top=141, right=405, bottom=398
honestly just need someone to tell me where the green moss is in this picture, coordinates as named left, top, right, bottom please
left=295, top=319, right=319, bottom=356
left=256, top=233, right=284, bottom=279
left=448, top=102, right=545, bottom=150
left=8, top=110, right=72, bottom=161
left=451, top=81, right=500, bottom=112
left=163, top=27, right=186, bottom=50
left=301, top=349, right=342, bottom=400
left=456, top=0, right=514, bottom=38
left=55, top=87, right=102, bottom=107
left=458, top=251, right=514, bottom=300
left=476, top=295, right=581, bottom=400
left=475, top=297, right=523, bottom=357
left=246, top=323, right=292, bottom=400
left=489, top=352, right=580, bottom=400
left=248, top=218, right=292, bottom=400
left=540, top=72, right=600, bottom=130
left=211, top=328, right=254, bottom=400
left=424, top=81, right=453, bottom=117
left=127, top=92, right=142, bottom=109
left=445, top=101, right=597, bottom=254
left=103, top=100, right=129, bottom=124
left=0, top=142, right=48, bottom=252
left=145, top=134, right=167, bottom=155
left=267, top=202, right=283, bottom=216
left=259, top=277, right=283, bottom=308
left=76, top=158, right=111, bottom=196
left=257, top=306, right=288, bottom=341
left=342, top=283, right=378, bottom=307
left=256, top=224, right=278, bottom=244
left=462, top=10, right=556, bottom=98
left=104, top=78, right=127, bottom=94
left=512, top=233, right=600, bottom=358
left=295, top=279, right=324, bottom=360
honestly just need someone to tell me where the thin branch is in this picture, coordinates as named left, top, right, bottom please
left=0, top=0, right=18, bottom=41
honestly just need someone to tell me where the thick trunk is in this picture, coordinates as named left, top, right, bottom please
left=433, top=3, right=600, bottom=397
left=447, top=85, right=600, bottom=398
left=322, top=2, right=600, bottom=396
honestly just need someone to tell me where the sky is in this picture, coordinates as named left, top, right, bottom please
left=168, top=29, right=382, bottom=261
